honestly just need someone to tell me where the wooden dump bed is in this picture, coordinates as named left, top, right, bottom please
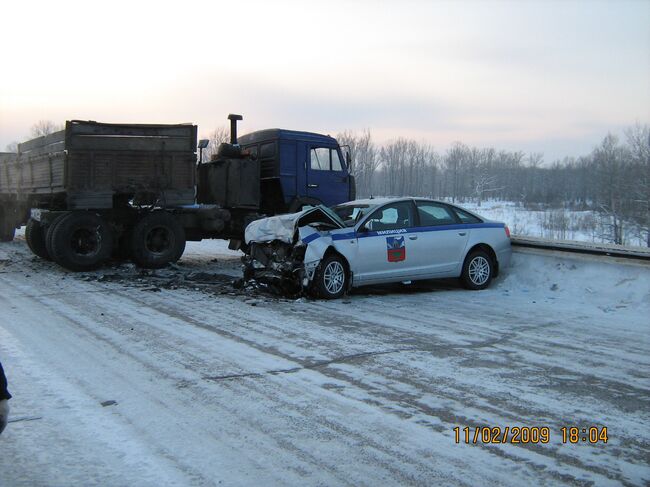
left=0, top=121, right=198, bottom=209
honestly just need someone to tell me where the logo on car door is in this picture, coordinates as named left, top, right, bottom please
left=386, top=236, right=406, bottom=262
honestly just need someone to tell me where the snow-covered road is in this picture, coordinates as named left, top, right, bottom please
left=1, top=234, right=649, bottom=486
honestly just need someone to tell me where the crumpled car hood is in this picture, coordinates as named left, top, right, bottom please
left=245, top=205, right=346, bottom=245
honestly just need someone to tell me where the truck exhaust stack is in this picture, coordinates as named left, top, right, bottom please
left=228, top=114, right=243, bottom=145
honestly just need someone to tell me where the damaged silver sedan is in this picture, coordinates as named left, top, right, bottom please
left=243, top=198, right=512, bottom=299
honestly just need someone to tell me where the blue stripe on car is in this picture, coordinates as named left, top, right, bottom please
left=330, top=222, right=504, bottom=240
left=302, top=233, right=321, bottom=244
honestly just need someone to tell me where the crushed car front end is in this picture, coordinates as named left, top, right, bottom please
left=243, top=206, right=348, bottom=295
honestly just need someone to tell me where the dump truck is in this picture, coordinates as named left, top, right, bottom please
left=0, top=115, right=355, bottom=271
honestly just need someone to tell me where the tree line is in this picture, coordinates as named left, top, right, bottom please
left=7, top=120, right=649, bottom=246
left=336, top=124, right=650, bottom=247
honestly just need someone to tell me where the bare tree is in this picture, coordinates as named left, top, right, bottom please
left=444, top=142, right=468, bottom=203
left=30, top=120, right=63, bottom=138
left=337, top=129, right=379, bottom=198
left=201, top=126, right=230, bottom=161
left=625, top=123, right=650, bottom=246
left=526, top=152, right=544, bottom=168
left=592, top=134, right=629, bottom=244
left=474, top=172, right=500, bottom=207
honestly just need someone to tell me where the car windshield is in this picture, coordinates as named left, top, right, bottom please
left=331, top=204, right=372, bottom=227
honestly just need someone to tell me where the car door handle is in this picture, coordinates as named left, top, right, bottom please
left=308, top=184, right=319, bottom=188
left=458, top=232, right=467, bottom=236
left=409, top=235, right=418, bottom=240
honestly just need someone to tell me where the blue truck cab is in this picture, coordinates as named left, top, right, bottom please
left=238, top=129, right=355, bottom=213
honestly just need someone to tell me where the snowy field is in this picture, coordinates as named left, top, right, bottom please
left=1, top=232, right=649, bottom=486
left=456, top=200, right=647, bottom=248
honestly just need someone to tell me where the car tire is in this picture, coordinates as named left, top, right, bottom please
left=130, top=211, right=186, bottom=269
left=49, top=212, right=114, bottom=271
left=461, top=250, right=493, bottom=290
left=25, top=219, right=52, bottom=260
left=311, top=254, right=347, bottom=299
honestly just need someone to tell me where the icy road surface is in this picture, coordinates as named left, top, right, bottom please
left=1, top=233, right=649, bottom=486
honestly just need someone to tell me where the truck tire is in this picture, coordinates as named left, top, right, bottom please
left=45, top=214, right=68, bottom=259
left=0, top=208, right=16, bottom=242
left=311, top=254, right=348, bottom=299
left=25, top=219, right=52, bottom=260
left=49, top=212, right=114, bottom=271
left=130, top=211, right=186, bottom=269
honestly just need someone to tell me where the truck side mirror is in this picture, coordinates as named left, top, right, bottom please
left=198, top=139, right=209, bottom=165
left=346, top=151, right=351, bottom=167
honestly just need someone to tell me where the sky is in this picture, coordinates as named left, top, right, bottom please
left=0, top=0, right=648, bottom=162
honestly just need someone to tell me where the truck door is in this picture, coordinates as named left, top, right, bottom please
left=306, top=147, right=350, bottom=206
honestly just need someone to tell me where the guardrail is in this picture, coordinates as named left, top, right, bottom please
left=510, top=235, right=650, bottom=262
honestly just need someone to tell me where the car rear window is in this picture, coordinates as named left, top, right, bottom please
left=453, top=207, right=482, bottom=224
left=415, top=202, right=456, bottom=226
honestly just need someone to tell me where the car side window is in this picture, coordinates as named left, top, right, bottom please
left=416, top=202, right=457, bottom=226
left=364, top=202, right=415, bottom=231
left=453, top=207, right=482, bottom=224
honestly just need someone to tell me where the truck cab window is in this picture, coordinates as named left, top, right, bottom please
left=310, top=148, right=329, bottom=171
left=331, top=150, right=343, bottom=171
left=260, top=142, right=276, bottom=158
left=311, top=147, right=343, bottom=171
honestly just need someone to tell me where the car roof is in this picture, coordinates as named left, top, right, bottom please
left=336, top=197, right=449, bottom=208
left=335, top=197, right=491, bottom=221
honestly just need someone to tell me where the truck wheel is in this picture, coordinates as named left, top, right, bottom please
left=49, top=212, right=114, bottom=271
left=25, top=219, right=52, bottom=260
left=0, top=208, right=16, bottom=242
left=45, top=214, right=67, bottom=258
left=460, top=250, right=493, bottom=290
left=130, top=211, right=186, bottom=269
left=311, top=254, right=348, bottom=299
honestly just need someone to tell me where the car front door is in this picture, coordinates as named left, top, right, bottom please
left=306, top=147, right=349, bottom=206
left=353, top=201, right=422, bottom=283
left=414, top=201, right=470, bottom=275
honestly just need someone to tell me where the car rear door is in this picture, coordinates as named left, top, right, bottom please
left=414, top=201, right=470, bottom=275
left=353, top=201, right=421, bottom=283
